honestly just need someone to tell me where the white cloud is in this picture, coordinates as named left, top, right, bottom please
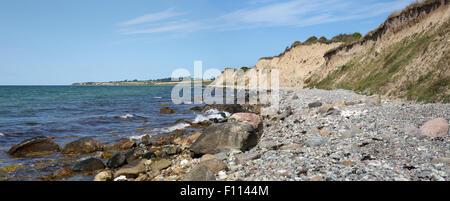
left=117, top=0, right=416, bottom=35
left=118, top=8, right=185, bottom=26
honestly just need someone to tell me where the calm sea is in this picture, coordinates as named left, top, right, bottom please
left=0, top=85, right=204, bottom=180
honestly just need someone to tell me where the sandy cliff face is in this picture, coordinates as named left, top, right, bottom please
left=210, top=42, right=342, bottom=88
left=210, top=0, right=449, bottom=103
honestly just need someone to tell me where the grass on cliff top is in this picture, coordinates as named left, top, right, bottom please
left=260, top=33, right=362, bottom=60
left=308, top=21, right=449, bottom=103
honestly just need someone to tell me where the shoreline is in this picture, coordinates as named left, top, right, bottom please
left=1, top=88, right=448, bottom=181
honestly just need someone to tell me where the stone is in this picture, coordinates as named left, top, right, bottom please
left=94, top=171, right=112, bottom=181
left=143, top=152, right=156, bottom=159
left=366, top=96, right=381, bottom=106
left=7, top=136, right=61, bottom=157
left=114, top=175, right=127, bottom=181
left=190, top=122, right=257, bottom=155
left=279, top=144, right=302, bottom=151
left=114, top=159, right=147, bottom=178
left=308, top=101, right=322, bottom=108
left=108, top=138, right=136, bottom=150
left=155, top=151, right=169, bottom=158
left=215, top=152, right=228, bottom=160
left=150, top=159, right=172, bottom=171
left=174, top=132, right=202, bottom=147
left=53, top=167, right=74, bottom=179
left=107, top=153, right=127, bottom=169
left=159, top=107, right=175, bottom=114
left=199, top=159, right=228, bottom=174
left=342, top=161, right=355, bottom=166
left=340, top=129, right=360, bottom=139
left=229, top=113, right=262, bottom=129
left=125, top=148, right=143, bottom=163
left=200, top=154, right=217, bottom=162
left=420, top=118, right=448, bottom=138
left=101, top=150, right=115, bottom=159
left=431, top=157, right=450, bottom=164
left=278, top=107, right=293, bottom=121
left=62, top=137, right=104, bottom=154
left=162, top=145, right=181, bottom=155
left=218, top=171, right=227, bottom=180
left=135, top=174, right=150, bottom=181
left=73, top=158, right=105, bottom=172
left=309, top=175, right=323, bottom=181
left=319, top=130, right=331, bottom=135
left=172, top=168, right=186, bottom=174
left=304, top=136, right=324, bottom=147
left=404, top=124, right=420, bottom=136
left=235, top=152, right=261, bottom=164
left=182, top=165, right=216, bottom=181
left=318, top=105, right=334, bottom=114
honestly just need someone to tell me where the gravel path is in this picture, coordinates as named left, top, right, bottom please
left=223, top=89, right=449, bottom=181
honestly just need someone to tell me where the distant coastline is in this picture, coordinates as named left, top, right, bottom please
left=72, top=77, right=214, bottom=86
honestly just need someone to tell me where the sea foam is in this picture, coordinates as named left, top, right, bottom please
left=119, top=114, right=134, bottom=119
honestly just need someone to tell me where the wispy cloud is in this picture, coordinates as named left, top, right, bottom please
left=118, top=8, right=186, bottom=26
left=117, top=0, right=415, bottom=35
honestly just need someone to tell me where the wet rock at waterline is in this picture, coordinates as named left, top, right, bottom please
left=73, top=158, right=105, bottom=172
left=107, top=153, right=127, bottom=169
left=7, top=136, right=61, bottom=157
left=159, top=107, right=176, bottom=114
left=62, top=137, right=104, bottom=155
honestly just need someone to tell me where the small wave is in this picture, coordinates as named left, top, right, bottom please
left=193, top=109, right=230, bottom=123
left=193, top=114, right=210, bottom=123
left=162, top=123, right=190, bottom=133
left=119, top=114, right=134, bottom=119
left=0, top=132, right=5, bottom=137
left=128, top=134, right=148, bottom=140
left=153, top=97, right=162, bottom=99
left=128, top=122, right=190, bottom=140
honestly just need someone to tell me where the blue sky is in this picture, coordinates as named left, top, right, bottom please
left=0, top=0, right=416, bottom=85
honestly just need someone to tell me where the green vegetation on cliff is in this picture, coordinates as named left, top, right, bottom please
left=307, top=20, right=449, bottom=103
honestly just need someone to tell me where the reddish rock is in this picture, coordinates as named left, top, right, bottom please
left=420, top=118, right=449, bottom=138
left=230, top=113, right=262, bottom=129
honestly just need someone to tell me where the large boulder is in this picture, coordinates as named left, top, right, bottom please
left=182, top=165, right=216, bottom=181
left=62, top=137, right=104, bottom=154
left=190, top=122, right=258, bottom=155
left=420, top=118, right=449, bottom=138
left=7, top=136, right=61, bottom=157
left=229, top=113, right=262, bottom=130
left=173, top=132, right=202, bottom=147
left=73, top=158, right=105, bottom=172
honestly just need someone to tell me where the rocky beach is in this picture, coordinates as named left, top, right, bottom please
left=3, top=88, right=446, bottom=181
